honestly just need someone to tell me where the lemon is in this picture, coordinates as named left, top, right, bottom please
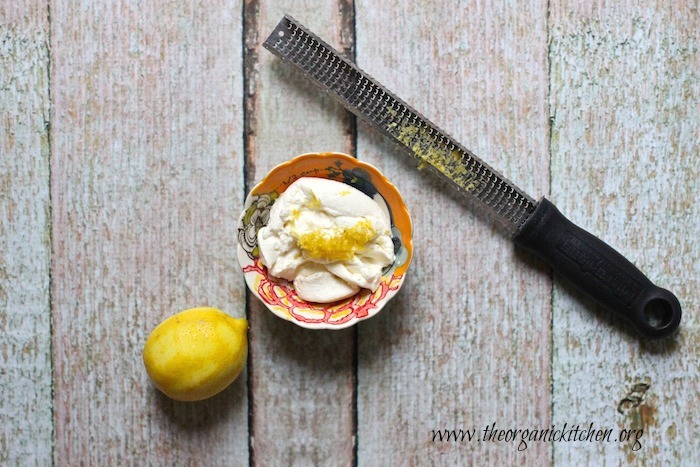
left=143, top=307, right=248, bottom=402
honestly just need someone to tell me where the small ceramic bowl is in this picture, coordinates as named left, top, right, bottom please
left=237, top=152, right=413, bottom=330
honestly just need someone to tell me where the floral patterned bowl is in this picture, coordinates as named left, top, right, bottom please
left=237, top=152, right=413, bottom=330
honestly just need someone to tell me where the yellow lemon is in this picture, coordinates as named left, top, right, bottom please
left=143, top=307, right=248, bottom=402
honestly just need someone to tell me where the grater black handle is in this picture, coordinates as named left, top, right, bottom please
left=513, top=198, right=681, bottom=338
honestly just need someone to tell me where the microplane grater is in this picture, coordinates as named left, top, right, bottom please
left=262, top=15, right=682, bottom=339
left=264, top=16, right=535, bottom=234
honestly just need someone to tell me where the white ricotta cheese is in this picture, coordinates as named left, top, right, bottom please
left=257, top=177, right=395, bottom=302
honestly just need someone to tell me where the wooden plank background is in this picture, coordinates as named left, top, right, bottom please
left=355, top=1, right=552, bottom=465
left=549, top=1, right=699, bottom=465
left=0, top=1, right=52, bottom=464
left=245, top=1, right=356, bottom=465
left=1, top=0, right=697, bottom=465
left=49, top=0, right=248, bottom=464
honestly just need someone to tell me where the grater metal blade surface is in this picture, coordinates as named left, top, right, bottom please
left=263, top=15, right=536, bottom=234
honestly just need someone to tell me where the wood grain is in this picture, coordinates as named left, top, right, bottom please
left=245, top=2, right=357, bottom=465
left=355, top=1, right=552, bottom=464
left=3, top=1, right=697, bottom=464
left=0, top=1, right=52, bottom=464
left=50, top=1, right=247, bottom=464
left=548, top=1, right=699, bottom=464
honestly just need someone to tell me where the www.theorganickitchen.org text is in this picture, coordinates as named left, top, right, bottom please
left=431, top=423, right=644, bottom=451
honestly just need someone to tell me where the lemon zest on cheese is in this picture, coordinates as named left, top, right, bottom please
left=295, top=219, right=376, bottom=261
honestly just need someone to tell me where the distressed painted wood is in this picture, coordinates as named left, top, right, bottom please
left=245, top=1, right=357, bottom=465
left=50, top=1, right=247, bottom=464
left=3, top=1, right=698, bottom=464
left=355, top=1, right=553, bottom=464
left=549, top=1, right=699, bottom=464
left=0, top=1, right=52, bottom=464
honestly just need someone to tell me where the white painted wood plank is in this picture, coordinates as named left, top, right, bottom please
left=0, top=2, right=52, bottom=464
left=356, top=1, right=552, bottom=465
left=549, top=1, right=699, bottom=464
left=245, top=1, right=356, bottom=465
left=50, top=1, right=247, bottom=463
